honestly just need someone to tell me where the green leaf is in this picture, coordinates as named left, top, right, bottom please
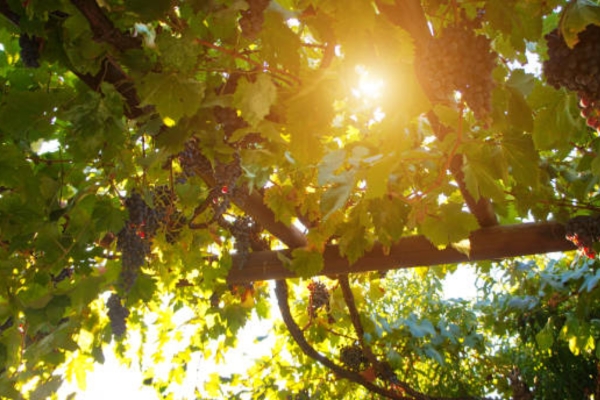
left=462, top=144, right=507, bottom=203
left=234, top=74, right=277, bottom=128
left=260, top=12, right=302, bottom=74
left=535, top=321, right=555, bottom=351
left=420, top=203, right=479, bottom=247
left=506, top=69, right=535, bottom=96
left=369, top=198, right=408, bottom=246
left=264, top=185, right=297, bottom=226
left=155, top=30, right=202, bottom=73
left=338, top=217, right=373, bottom=264
left=288, top=248, right=324, bottom=278
left=138, top=72, right=205, bottom=123
left=502, top=132, right=539, bottom=188
left=364, top=157, right=394, bottom=199
left=320, top=171, right=354, bottom=220
left=92, top=198, right=126, bottom=233
left=406, top=316, right=436, bottom=338
left=507, top=88, right=534, bottom=132
left=318, top=150, right=346, bottom=186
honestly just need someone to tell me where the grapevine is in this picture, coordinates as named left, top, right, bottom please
left=106, top=293, right=130, bottom=337
left=543, top=24, right=600, bottom=131
left=417, top=23, right=497, bottom=119
left=564, top=215, right=600, bottom=258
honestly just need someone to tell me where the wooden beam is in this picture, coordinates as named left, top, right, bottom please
left=227, top=222, right=576, bottom=283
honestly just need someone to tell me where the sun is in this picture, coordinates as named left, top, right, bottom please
left=352, top=65, right=385, bottom=100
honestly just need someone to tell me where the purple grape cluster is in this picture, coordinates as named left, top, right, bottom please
left=106, top=293, right=130, bottom=337
left=418, top=24, right=497, bottom=119
left=239, top=0, right=270, bottom=39
left=307, top=280, right=330, bottom=317
left=544, top=25, right=600, bottom=131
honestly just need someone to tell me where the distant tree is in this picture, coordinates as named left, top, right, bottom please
left=1, top=0, right=600, bottom=398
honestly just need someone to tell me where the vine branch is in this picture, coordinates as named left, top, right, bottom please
left=274, top=279, right=410, bottom=399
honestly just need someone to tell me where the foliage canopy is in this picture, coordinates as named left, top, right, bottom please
left=1, top=0, right=600, bottom=399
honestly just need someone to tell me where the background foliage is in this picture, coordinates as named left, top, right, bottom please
left=1, top=0, right=600, bottom=398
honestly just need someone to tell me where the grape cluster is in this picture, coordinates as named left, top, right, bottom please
left=19, top=34, right=41, bottom=68
left=117, top=224, right=150, bottom=290
left=543, top=25, right=600, bottom=131
left=339, top=344, right=368, bottom=371
left=417, top=24, right=497, bottom=119
left=565, top=215, right=600, bottom=258
left=229, top=215, right=263, bottom=268
left=117, top=192, right=158, bottom=291
left=125, top=192, right=159, bottom=234
left=239, top=0, right=270, bottom=39
left=214, top=106, right=248, bottom=139
left=178, top=138, right=213, bottom=178
left=307, top=280, right=330, bottom=317
left=106, top=293, right=130, bottom=337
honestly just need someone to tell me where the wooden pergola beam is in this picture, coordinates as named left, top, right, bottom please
left=227, top=222, right=576, bottom=283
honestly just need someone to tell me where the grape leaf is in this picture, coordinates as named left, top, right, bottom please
left=138, top=72, right=205, bottom=123
left=288, top=248, right=324, bottom=278
left=234, top=74, right=277, bottom=128
left=320, top=171, right=355, bottom=220
left=420, top=203, right=478, bottom=247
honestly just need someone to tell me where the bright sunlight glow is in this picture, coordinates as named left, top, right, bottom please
left=352, top=65, right=385, bottom=100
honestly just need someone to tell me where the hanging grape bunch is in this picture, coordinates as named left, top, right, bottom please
left=18, top=34, right=41, bottom=68
left=543, top=24, right=600, bottom=131
left=417, top=22, right=497, bottom=119
left=339, top=344, right=369, bottom=372
left=229, top=215, right=263, bottom=268
left=565, top=215, right=600, bottom=258
left=239, top=0, right=270, bottom=39
left=117, top=192, right=156, bottom=291
left=106, top=293, right=130, bottom=337
left=307, top=280, right=331, bottom=318
left=177, top=138, right=212, bottom=178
